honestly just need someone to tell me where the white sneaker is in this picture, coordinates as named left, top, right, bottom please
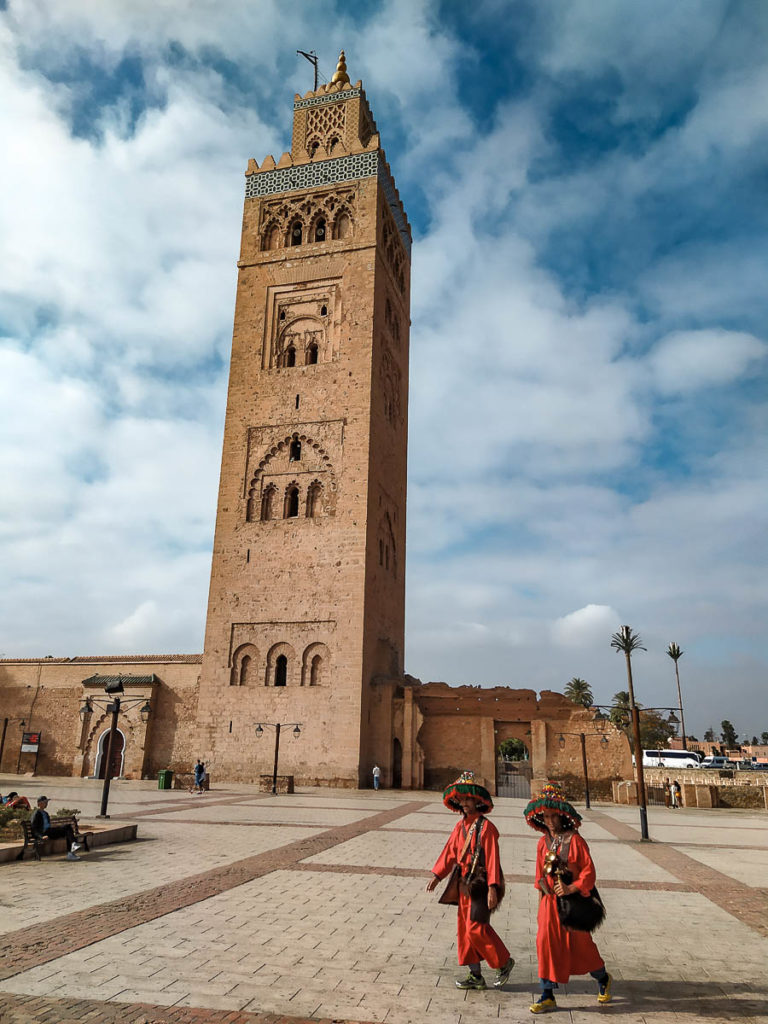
left=66, top=851, right=80, bottom=861
left=71, top=842, right=82, bottom=853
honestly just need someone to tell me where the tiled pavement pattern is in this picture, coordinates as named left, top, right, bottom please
left=1, top=778, right=767, bottom=1024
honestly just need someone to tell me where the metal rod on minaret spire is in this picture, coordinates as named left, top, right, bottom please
left=297, top=50, right=318, bottom=91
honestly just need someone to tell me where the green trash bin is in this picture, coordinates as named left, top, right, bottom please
left=157, top=769, right=173, bottom=790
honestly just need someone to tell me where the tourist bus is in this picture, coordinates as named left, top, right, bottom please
left=642, top=749, right=702, bottom=769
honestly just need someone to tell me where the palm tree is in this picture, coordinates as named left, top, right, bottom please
left=610, top=625, right=649, bottom=839
left=609, top=690, right=631, bottom=728
left=564, top=677, right=593, bottom=707
left=610, top=626, right=646, bottom=708
left=666, top=642, right=687, bottom=750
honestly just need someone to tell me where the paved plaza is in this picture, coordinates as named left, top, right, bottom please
left=1, top=775, right=767, bottom=1024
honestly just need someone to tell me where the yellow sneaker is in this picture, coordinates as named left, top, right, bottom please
left=597, top=973, right=612, bottom=1004
left=530, top=995, right=557, bottom=1013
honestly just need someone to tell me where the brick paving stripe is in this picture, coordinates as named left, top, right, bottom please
left=590, top=807, right=768, bottom=937
left=0, top=800, right=429, bottom=982
left=0, top=992, right=376, bottom=1024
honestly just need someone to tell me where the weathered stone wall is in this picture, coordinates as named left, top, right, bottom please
left=0, top=658, right=200, bottom=780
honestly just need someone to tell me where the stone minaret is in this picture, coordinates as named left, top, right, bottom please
left=197, top=53, right=411, bottom=785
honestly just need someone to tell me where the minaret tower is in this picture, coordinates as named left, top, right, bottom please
left=197, top=53, right=411, bottom=785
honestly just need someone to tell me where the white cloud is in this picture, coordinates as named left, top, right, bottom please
left=551, top=605, right=621, bottom=647
left=649, top=329, right=767, bottom=393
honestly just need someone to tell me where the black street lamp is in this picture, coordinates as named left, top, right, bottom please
left=557, top=731, right=610, bottom=809
left=255, top=721, right=302, bottom=794
left=80, top=677, right=152, bottom=818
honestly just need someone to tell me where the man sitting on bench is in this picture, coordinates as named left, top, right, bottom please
left=30, top=796, right=83, bottom=861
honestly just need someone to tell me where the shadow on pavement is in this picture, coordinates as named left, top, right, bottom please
left=561, top=978, right=767, bottom=1018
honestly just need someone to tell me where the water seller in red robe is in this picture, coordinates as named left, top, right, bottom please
left=524, top=781, right=613, bottom=1014
left=426, top=771, right=515, bottom=991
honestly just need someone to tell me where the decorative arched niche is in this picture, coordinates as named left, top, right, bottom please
left=261, top=222, right=282, bottom=251
left=230, top=643, right=260, bottom=686
left=245, top=434, right=337, bottom=523
left=301, top=642, right=331, bottom=686
left=276, top=315, right=326, bottom=369
left=333, top=208, right=353, bottom=240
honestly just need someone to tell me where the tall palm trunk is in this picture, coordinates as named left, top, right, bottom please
left=673, top=659, right=687, bottom=750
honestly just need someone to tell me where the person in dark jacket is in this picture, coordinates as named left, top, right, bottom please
left=30, top=796, right=82, bottom=860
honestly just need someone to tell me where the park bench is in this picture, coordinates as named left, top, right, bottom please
left=16, top=816, right=93, bottom=862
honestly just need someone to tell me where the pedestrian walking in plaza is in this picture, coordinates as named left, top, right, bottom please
left=30, top=796, right=83, bottom=861
left=525, top=782, right=611, bottom=1013
left=190, top=759, right=206, bottom=794
left=372, top=764, right=381, bottom=790
left=663, top=776, right=671, bottom=808
left=670, top=779, right=681, bottom=808
left=426, top=770, right=514, bottom=991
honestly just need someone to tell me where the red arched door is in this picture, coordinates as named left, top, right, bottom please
left=98, top=730, right=125, bottom=779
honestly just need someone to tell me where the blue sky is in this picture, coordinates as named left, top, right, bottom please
left=1, top=0, right=766, bottom=740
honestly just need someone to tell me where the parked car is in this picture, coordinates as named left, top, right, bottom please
left=700, top=756, right=730, bottom=769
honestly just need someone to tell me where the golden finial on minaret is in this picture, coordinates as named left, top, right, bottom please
left=331, top=50, right=350, bottom=86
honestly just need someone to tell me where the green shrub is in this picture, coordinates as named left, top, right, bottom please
left=55, top=808, right=81, bottom=819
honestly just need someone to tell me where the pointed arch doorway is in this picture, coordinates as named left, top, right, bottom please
left=96, top=728, right=125, bottom=780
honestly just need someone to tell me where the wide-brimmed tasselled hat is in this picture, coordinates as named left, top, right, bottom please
left=524, top=781, right=582, bottom=833
left=442, top=770, right=494, bottom=814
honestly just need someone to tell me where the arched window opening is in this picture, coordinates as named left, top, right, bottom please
left=279, top=309, right=286, bottom=321
left=239, top=655, right=253, bottom=686
left=261, top=485, right=276, bottom=521
left=285, top=486, right=299, bottom=519
left=306, top=342, right=318, bottom=365
left=275, top=654, right=287, bottom=687
left=309, top=140, right=319, bottom=156
left=314, top=218, right=326, bottom=242
left=290, top=221, right=303, bottom=246
left=334, top=212, right=352, bottom=240
left=289, top=439, right=301, bottom=462
left=285, top=345, right=296, bottom=367
left=320, top=305, right=327, bottom=316
left=328, top=137, right=339, bottom=154
left=306, top=482, right=323, bottom=518
left=310, top=654, right=322, bottom=686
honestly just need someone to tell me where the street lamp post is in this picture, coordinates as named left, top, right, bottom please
left=595, top=697, right=681, bottom=842
left=255, top=722, right=302, bottom=794
left=79, top=678, right=152, bottom=818
left=558, top=731, right=610, bottom=810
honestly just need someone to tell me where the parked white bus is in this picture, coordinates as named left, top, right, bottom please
left=642, top=749, right=702, bottom=769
